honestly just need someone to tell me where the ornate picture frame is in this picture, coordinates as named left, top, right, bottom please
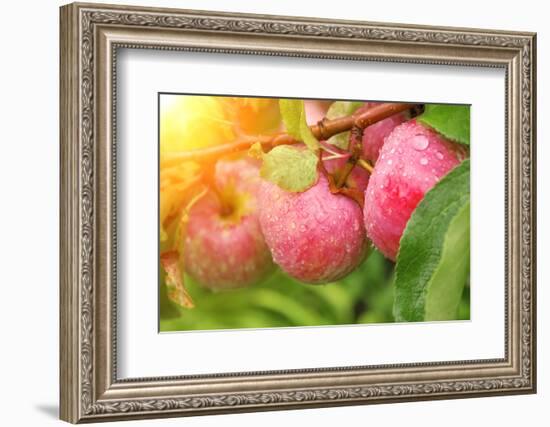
left=60, top=2, right=536, bottom=423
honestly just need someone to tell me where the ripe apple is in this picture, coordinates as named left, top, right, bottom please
left=363, top=120, right=466, bottom=260
left=184, top=158, right=275, bottom=289
left=258, top=174, right=368, bottom=284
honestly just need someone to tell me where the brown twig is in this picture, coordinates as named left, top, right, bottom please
left=161, top=102, right=418, bottom=167
left=336, top=126, right=364, bottom=188
left=358, top=159, right=374, bottom=173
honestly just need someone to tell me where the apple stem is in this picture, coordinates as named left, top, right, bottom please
left=211, top=186, right=233, bottom=217
left=335, top=126, right=364, bottom=188
left=319, top=149, right=366, bottom=208
left=201, top=162, right=234, bottom=216
left=357, top=159, right=374, bottom=173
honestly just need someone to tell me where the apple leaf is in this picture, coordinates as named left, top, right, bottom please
left=326, top=100, right=364, bottom=120
left=279, top=99, right=320, bottom=152
left=300, top=107, right=321, bottom=152
left=393, top=159, right=470, bottom=322
left=260, top=145, right=319, bottom=192
left=325, top=101, right=364, bottom=149
left=418, top=104, right=470, bottom=146
left=279, top=99, right=302, bottom=138
left=160, top=250, right=194, bottom=309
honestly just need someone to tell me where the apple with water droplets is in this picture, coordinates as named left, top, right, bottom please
left=363, top=119, right=467, bottom=261
left=358, top=102, right=409, bottom=163
left=258, top=174, right=368, bottom=284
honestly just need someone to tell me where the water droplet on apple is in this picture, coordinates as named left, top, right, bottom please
left=411, top=135, right=429, bottom=151
left=420, top=157, right=428, bottom=166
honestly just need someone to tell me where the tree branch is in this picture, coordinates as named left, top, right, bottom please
left=161, top=102, right=419, bottom=167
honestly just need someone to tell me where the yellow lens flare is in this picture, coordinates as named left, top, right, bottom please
left=160, top=95, right=234, bottom=153
left=160, top=95, right=281, bottom=154
left=159, top=95, right=282, bottom=308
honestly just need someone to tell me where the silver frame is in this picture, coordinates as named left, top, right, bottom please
left=60, top=2, right=536, bottom=423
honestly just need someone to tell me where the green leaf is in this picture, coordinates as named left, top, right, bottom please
left=423, top=202, right=470, bottom=319
left=279, top=99, right=320, bottom=152
left=326, top=101, right=364, bottom=120
left=279, top=99, right=302, bottom=139
left=418, top=104, right=470, bottom=146
left=325, top=101, right=364, bottom=149
left=300, top=108, right=320, bottom=152
left=393, top=159, right=470, bottom=322
left=260, top=145, right=319, bottom=192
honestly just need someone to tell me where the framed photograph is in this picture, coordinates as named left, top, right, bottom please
left=60, top=2, right=537, bottom=423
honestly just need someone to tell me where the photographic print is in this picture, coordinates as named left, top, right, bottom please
left=60, top=4, right=536, bottom=421
left=159, top=95, right=470, bottom=332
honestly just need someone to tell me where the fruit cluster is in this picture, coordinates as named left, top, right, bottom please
left=183, top=100, right=467, bottom=290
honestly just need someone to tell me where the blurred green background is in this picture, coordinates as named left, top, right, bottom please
left=159, top=248, right=470, bottom=332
